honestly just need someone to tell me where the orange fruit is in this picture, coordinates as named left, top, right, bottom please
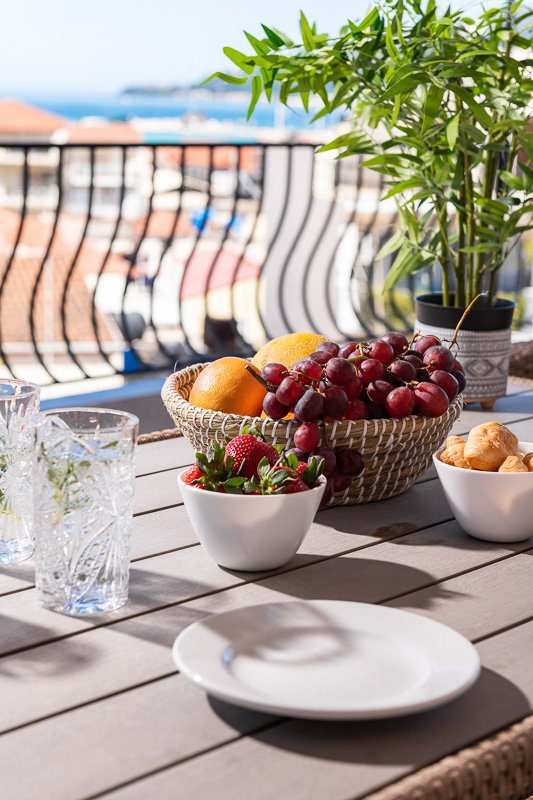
left=188, top=357, right=266, bottom=416
left=252, top=332, right=329, bottom=370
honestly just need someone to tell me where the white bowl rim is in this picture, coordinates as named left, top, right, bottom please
left=178, top=470, right=327, bottom=497
left=433, top=440, right=533, bottom=476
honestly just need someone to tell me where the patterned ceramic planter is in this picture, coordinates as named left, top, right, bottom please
left=415, top=294, right=515, bottom=409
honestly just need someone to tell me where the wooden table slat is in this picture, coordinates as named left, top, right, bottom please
left=0, top=386, right=531, bottom=800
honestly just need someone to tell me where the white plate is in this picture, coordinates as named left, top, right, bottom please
left=172, top=600, right=480, bottom=720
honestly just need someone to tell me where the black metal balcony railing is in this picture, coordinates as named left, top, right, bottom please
left=0, top=141, right=529, bottom=386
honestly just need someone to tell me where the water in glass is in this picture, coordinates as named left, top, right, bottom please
left=0, top=381, right=40, bottom=564
left=34, top=408, right=139, bottom=615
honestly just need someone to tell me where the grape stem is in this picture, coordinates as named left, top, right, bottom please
left=245, top=364, right=270, bottom=391
left=450, top=293, right=484, bottom=348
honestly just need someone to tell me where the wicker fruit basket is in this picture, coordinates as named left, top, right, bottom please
left=162, top=364, right=463, bottom=506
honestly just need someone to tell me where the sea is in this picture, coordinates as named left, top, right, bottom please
left=13, top=91, right=341, bottom=132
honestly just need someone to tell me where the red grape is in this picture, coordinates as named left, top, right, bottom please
left=430, top=370, right=459, bottom=400
left=320, top=478, right=335, bottom=506
left=358, top=358, right=384, bottom=384
left=325, top=357, right=356, bottom=388
left=452, top=369, right=466, bottom=393
left=332, top=473, right=352, bottom=492
left=298, top=359, right=323, bottom=382
left=344, top=375, right=363, bottom=400
left=367, top=402, right=389, bottom=418
left=261, top=362, right=287, bottom=387
left=422, top=345, right=455, bottom=373
left=453, top=359, right=465, bottom=375
left=317, top=341, right=340, bottom=357
left=294, top=422, right=321, bottom=452
left=381, top=331, right=409, bottom=354
left=313, top=446, right=337, bottom=477
left=367, top=379, right=395, bottom=405
left=388, top=359, right=417, bottom=383
left=403, top=352, right=423, bottom=368
left=285, top=447, right=309, bottom=461
left=367, top=340, right=395, bottom=366
left=322, top=385, right=349, bottom=419
left=335, top=447, right=364, bottom=477
left=263, top=392, right=290, bottom=420
left=385, top=386, right=416, bottom=418
left=345, top=399, right=370, bottom=420
left=413, top=334, right=441, bottom=355
left=276, top=376, right=304, bottom=406
left=309, top=350, right=332, bottom=366
left=294, top=389, right=324, bottom=421
left=414, top=382, right=449, bottom=417
left=339, top=342, right=359, bottom=359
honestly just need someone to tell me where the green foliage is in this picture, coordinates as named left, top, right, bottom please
left=214, top=0, right=533, bottom=307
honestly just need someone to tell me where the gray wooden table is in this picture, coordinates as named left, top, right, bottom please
left=1, top=384, right=533, bottom=800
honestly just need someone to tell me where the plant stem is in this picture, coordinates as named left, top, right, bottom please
left=435, top=200, right=452, bottom=307
left=456, top=149, right=466, bottom=308
left=450, top=293, right=484, bottom=347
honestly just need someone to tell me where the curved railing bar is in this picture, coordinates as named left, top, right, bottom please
left=148, top=145, right=185, bottom=362
left=324, top=158, right=375, bottom=340
left=348, top=171, right=389, bottom=335
left=177, top=145, right=215, bottom=359
left=120, top=146, right=157, bottom=371
left=90, top=146, right=127, bottom=371
left=202, top=146, right=242, bottom=323
left=254, top=145, right=294, bottom=341
left=60, top=147, right=96, bottom=379
left=300, top=158, right=341, bottom=334
left=277, top=145, right=316, bottom=334
left=28, top=147, right=64, bottom=384
left=228, top=145, right=267, bottom=351
left=0, top=147, right=29, bottom=379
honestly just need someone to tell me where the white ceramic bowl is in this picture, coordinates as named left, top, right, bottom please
left=178, top=473, right=326, bottom=571
left=433, top=440, right=533, bottom=542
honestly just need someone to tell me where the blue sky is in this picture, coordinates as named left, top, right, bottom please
left=1, top=0, right=370, bottom=93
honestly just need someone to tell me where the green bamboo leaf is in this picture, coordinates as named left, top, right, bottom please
left=260, top=24, right=285, bottom=48
left=247, top=75, right=262, bottom=120
left=382, top=178, right=425, bottom=200
left=201, top=72, right=248, bottom=86
left=446, top=113, right=460, bottom=149
left=375, top=229, right=405, bottom=259
left=499, top=171, right=524, bottom=190
left=449, top=85, right=492, bottom=128
left=459, top=244, right=500, bottom=253
left=379, top=74, right=425, bottom=102
left=223, top=47, right=254, bottom=74
left=423, top=84, right=444, bottom=132
left=385, top=24, right=399, bottom=58
left=244, top=31, right=270, bottom=56
left=300, top=11, right=316, bottom=51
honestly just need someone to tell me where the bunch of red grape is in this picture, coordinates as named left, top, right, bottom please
left=261, top=332, right=465, bottom=424
left=286, top=435, right=364, bottom=506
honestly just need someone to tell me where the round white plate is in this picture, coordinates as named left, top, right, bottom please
left=172, top=600, right=480, bottom=720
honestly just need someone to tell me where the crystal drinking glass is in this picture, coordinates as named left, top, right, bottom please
left=34, top=408, right=139, bottom=615
left=0, top=380, right=40, bottom=565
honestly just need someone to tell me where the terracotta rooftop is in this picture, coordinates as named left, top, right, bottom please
left=65, top=122, right=143, bottom=144
left=0, top=99, right=66, bottom=135
left=0, top=209, right=121, bottom=345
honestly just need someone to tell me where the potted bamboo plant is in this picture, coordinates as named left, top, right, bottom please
left=213, top=0, right=533, bottom=407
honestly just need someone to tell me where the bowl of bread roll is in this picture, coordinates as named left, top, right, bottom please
left=433, top=422, right=533, bottom=542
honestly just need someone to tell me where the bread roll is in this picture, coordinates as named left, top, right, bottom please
left=464, top=422, right=519, bottom=471
left=498, top=456, right=528, bottom=473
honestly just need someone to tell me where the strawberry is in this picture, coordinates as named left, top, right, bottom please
left=271, top=466, right=309, bottom=494
left=225, top=433, right=278, bottom=478
left=181, top=465, right=204, bottom=488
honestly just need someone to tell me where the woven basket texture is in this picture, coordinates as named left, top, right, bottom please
left=162, top=364, right=462, bottom=506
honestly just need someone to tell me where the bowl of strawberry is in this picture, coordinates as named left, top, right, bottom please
left=179, top=431, right=327, bottom=571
